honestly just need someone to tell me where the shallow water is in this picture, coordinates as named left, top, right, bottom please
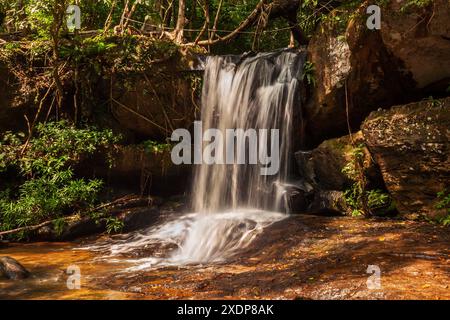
left=1, top=215, right=449, bottom=300
left=82, top=209, right=286, bottom=270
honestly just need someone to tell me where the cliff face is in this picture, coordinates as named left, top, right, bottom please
left=302, top=0, right=450, bottom=148
left=293, top=0, right=450, bottom=219
left=0, top=37, right=201, bottom=142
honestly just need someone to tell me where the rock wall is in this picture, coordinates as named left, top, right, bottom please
left=303, top=0, right=450, bottom=148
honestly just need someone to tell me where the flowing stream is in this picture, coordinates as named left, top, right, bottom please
left=85, top=49, right=305, bottom=268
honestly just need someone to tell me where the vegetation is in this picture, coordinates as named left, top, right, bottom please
left=143, top=140, right=172, bottom=155
left=105, top=216, right=125, bottom=234
left=435, top=190, right=450, bottom=226
left=342, top=144, right=393, bottom=217
left=0, top=0, right=350, bottom=52
left=0, top=121, right=120, bottom=239
left=302, top=61, right=316, bottom=87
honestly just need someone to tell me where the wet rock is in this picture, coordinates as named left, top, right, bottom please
left=59, top=218, right=107, bottom=241
left=362, top=97, right=450, bottom=218
left=308, top=190, right=347, bottom=215
left=110, top=74, right=197, bottom=139
left=280, top=184, right=310, bottom=214
left=0, top=256, right=30, bottom=280
left=34, top=196, right=165, bottom=241
left=118, top=207, right=161, bottom=233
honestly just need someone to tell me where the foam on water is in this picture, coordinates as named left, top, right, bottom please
left=82, top=49, right=303, bottom=269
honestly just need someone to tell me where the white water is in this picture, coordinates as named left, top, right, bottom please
left=84, top=49, right=304, bottom=268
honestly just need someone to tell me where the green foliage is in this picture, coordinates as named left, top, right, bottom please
left=143, top=140, right=172, bottom=155
left=400, top=0, right=434, bottom=13
left=318, top=0, right=361, bottom=35
left=341, top=144, right=365, bottom=180
left=0, top=0, right=368, bottom=53
left=343, top=183, right=365, bottom=217
left=435, top=190, right=450, bottom=226
left=105, top=216, right=124, bottom=234
left=0, top=121, right=120, bottom=238
left=342, top=144, right=393, bottom=217
left=423, top=96, right=444, bottom=107
left=53, top=217, right=67, bottom=236
left=302, top=61, right=316, bottom=87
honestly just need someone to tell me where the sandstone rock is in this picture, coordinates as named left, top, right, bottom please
left=110, top=74, right=197, bottom=140
left=295, top=132, right=383, bottom=191
left=0, top=62, right=35, bottom=134
left=303, top=0, right=450, bottom=148
left=0, top=256, right=30, bottom=280
left=34, top=198, right=164, bottom=241
left=362, top=97, right=450, bottom=218
left=77, top=144, right=191, bottom=196
left=380, top=0, right=450, bottom=89
left=309, top=190, right=348, bottom=215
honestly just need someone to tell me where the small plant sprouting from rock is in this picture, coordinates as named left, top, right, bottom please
left=105, top=217, right=125, bottom=234
left=342, top=144, right=392, bottom=217
left=302, top=61, right=316, bottom=87
left=342, top=144, right=369, bottom=217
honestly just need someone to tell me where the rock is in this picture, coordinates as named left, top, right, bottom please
left=380, top=0, right=450, bottom=89
left=59, top=218, right=107, bottom=241
left=0, top=256, right=30, bottom=280
left=0, top=62, right=35, bottom=135
left=279, top=184, right=310, bottom=214
left=34, top=216, right=106, bottom=241
left=118, top=207, right=161, bottom=233
left=309, top=190, right=348, bottom=215
left=362, top=97, right=450, bottom=218
left=34, top=197, right=165, bottom=241
left=295, top=132, right=383, bottom=191
left=303, top=0, right=450, bottom=148
left=77, top=144, right=191, bottom=196
left=110, top=73, right=197, bottom=140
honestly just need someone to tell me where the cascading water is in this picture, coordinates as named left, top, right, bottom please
left=84, top=49, right=305, bottom=269
left=195, top=50, right=304, bottom=213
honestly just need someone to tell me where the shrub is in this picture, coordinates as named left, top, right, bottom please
left=0, top=121, right=120, bottom=239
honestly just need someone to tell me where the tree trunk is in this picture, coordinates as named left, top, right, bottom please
left=174, top=0, right=186, bottom=43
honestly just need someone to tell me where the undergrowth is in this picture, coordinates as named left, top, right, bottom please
left=342, top=143, right=394, bottom=217
left=0, top=121, right=121, bottom=239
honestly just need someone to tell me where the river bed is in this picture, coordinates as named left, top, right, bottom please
left=1, top=215, right=449, bottom=300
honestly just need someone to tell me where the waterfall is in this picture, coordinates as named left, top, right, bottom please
left=84, top=49, right=305, bottom=268
left=194, top=50, right=304, bottom=213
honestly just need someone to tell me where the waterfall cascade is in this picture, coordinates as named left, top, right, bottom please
left=84, top=49, right=305, bottom=268
left=195, top=50, right=304, bottom=213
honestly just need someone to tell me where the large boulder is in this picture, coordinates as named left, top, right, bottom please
left=34, top=196, right=165, bottom=241
left=0, top=256, right=30, bottom=280
left=362, top=97, right=450, bottom=218
left=295, top=132, right=383, bottom=191
left=303, top=0, right=450, bottom=148
left=294, top=132, right=385, bottom=215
